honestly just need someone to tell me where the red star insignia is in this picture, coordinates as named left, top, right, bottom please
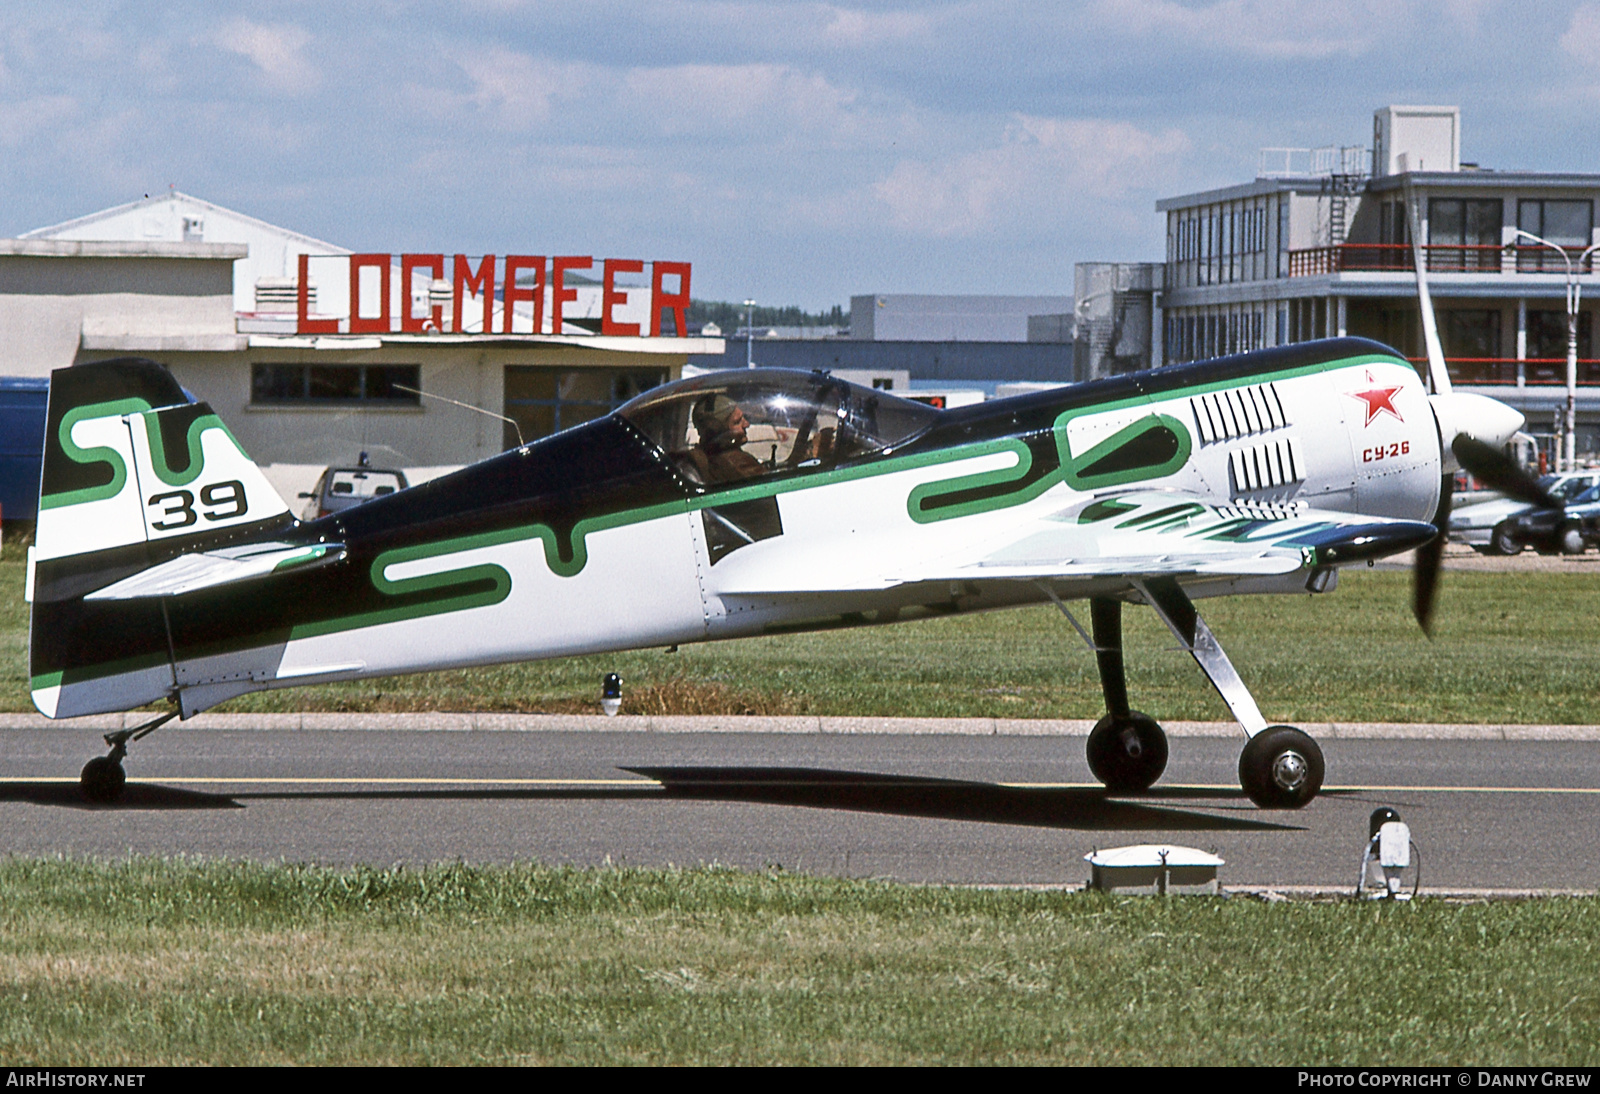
left=1348, top=369, right=1404, bottom=426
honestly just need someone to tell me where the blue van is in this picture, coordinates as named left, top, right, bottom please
left=0, top=377, right=48, bottom=521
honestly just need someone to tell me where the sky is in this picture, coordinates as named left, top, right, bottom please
left=2, top=1, right=1599, bottom=311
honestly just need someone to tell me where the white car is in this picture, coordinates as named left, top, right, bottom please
left=1448, top=470, right=1600, bottom=553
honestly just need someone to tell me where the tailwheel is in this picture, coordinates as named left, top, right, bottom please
left=1086, top=711, right=1168, bottom=792
left=80, top=755, right=126, bottom=804
left=1238, top=726, right=1324, bottom=809
left=77, top=710, right=176, bottom=805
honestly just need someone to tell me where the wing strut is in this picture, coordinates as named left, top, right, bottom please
left=1034, top=581, right=1097, bottom=653
left=1133, top=577, right=1267, bottom=738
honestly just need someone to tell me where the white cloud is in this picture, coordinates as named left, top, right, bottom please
left=214, top=18, right=318, bottom=92
left=454, top=47, right=583, bottom=128
left=819, top=5, right=936, bottom=47
left=0, top=94, right=77, bottom=147
left=1561, top=2, right=1600, bottom=65
left=1086, top=0, right=1382, bottom=59
left=622, top=62, right=862, bottom=135
left=872, top=116, right=1190, bottom=237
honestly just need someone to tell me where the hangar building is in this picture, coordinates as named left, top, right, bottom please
left=1, top=193, right=722, bottom=502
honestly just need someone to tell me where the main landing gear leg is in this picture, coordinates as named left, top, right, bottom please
left=1133, top=577, right=1324, bottom=809
left=1083, top=596, right=1169, bottom=792
left=80, top=710, right=177, bottom=804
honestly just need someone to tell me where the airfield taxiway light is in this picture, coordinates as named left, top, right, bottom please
left=601, top=673, right=622, bottom=717
left=1085, top=845, right=1224, bottom=896
left=1356, top=807, right=1419, bottom=901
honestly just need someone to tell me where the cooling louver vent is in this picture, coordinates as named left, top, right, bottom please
left=1191, top=383, right=1288, bottom=444
left=1229, top=437, right=1306, bottom=495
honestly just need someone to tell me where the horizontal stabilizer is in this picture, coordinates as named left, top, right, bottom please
left=85, top=541, right=345, bottom=600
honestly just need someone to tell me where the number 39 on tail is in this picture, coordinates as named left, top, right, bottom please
left=28, top=339, right=1536, bottom=806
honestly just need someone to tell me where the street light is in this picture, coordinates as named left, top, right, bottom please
left=1510, top=229, right=1600, bottom=471
left=743, top=298, right=756, bottom=369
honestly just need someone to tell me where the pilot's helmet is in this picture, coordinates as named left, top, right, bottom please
left=693, top=393, right=741, bottom=446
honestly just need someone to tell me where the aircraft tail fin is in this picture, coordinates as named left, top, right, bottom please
left=34, top=358, right=289, bottom=564
left=30, top=358, right=292, bottom=719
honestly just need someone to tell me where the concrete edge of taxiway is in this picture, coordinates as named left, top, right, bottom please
left=4, top=712, right=1600, bottom=740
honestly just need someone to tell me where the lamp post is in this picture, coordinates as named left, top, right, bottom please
left=1511, top=230, right=1599, bottom=471
left=743, top=298, right=756, bottom=369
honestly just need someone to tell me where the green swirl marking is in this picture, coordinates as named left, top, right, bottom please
left=906, top=439, right=1039, bottom=524
left=141, top=410, right=239, bottom=486
left=38, top=398, right=153, bottom=510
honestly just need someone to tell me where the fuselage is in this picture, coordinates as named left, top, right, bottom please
left=30, top=338, right=1468, bottom=719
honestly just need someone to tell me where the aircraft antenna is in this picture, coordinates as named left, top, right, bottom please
left=393, top=384, right=525, bottom=447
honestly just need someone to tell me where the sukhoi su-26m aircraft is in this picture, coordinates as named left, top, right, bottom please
left=30, top=338, right=1541, bottom=806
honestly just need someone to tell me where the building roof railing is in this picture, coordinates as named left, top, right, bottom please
left=1257, top=145, right=1372, bottom=179
left=1287, top=243, right=1597, bottom=277
left=1409, top=357, right=1600, bottom=386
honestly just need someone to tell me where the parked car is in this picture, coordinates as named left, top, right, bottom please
left=1450, top=470, right=1600, bottom=553
left=1490, top=481, right=1600, bottom=556
left=299, top=457, right=409, bottom=521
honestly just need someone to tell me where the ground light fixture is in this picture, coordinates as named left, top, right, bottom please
left=601, top=673, right=622, bottom=717
left=1356, top=807, right=1420, bottom=901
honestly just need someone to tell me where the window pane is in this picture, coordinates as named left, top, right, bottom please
left=1466, top=200, right=1502, bottom=246
left=1429, top=200, right=1464, bottom=245
left=1442, top=309, right=1500, bottom=357
left=251, top=364, right=305, bottom=402
left=365, top=365, right=421, bottom=404
left=1543, top=201, right=1593, bottom=246
left=307, top=366, right=362, bottom=401
left=1519, top=200, right=1543, bottom=235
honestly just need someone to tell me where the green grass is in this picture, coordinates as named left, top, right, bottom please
left=0, top=858, right=1597, bottom=1065
left=3, top=555, right=1597, bottom=722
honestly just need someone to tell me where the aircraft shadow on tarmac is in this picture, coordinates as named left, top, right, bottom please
left=0, top=782, right=243, bottom=811
left=0, top=767, right=1308, bottom=831
left=623, top=766, right=1302, bottom=832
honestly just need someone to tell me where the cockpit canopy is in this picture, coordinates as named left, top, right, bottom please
left=618, top=369, right=940, bottom=486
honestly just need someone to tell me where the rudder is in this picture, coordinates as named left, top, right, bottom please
left=29, top=358, right=292, bottom=717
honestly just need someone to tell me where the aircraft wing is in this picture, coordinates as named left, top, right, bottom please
left=891, top=492, right=1437, bottom=585
left=84, top=541, right=347, bottom=600
left=714, top=491, right=1436, bottom=594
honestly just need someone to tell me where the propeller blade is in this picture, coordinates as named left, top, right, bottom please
left=1412, top=473, right=1451, bottom=636
left=1452, top=436, right=1561, bottom=510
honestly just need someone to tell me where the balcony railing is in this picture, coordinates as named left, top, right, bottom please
left=1287, top=244, right=1597, bottom=277
left=1406, top=357, right=1600, bottom=385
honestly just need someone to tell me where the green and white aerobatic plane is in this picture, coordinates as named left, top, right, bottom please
left=28, top=339, right=1540, bottom=806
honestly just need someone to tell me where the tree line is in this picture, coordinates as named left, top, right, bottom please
left=687, top=300, right=848, bottom=331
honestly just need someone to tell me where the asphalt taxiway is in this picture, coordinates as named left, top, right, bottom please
left=2, top=724, right=1598, bottom=892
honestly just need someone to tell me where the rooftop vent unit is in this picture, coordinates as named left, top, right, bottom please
left=254, top=277, right=311, bottom=314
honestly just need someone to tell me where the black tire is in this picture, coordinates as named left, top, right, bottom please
left=80, top=756, right=126, bottom=804
left=1086, top=711, right=1168, bottom=792
left=1557, top=521, right=1586, bottom=556
left=1488, top=522, right=1521, bottom=556
left=1238, top=726, right=1324, bottom=809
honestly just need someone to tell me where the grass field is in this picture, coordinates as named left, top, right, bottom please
left=3, top=556, right=1597, bottom=722
left=1, top=858, right=1596, bottom=1066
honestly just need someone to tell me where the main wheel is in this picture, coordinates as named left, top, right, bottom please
left=80, top=756, right=126, bottom=804
left=1557, top=521, right=1586, bottom=556
left=1086, top=711, right=1168, bottom=792
left=1489, top=522, right=1521, bottom=556
left=1238, top=726, right=1324, bottom=809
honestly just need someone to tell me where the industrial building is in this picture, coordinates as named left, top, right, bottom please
left=690, top=293, right=1078, bottom=390
left=1155, top=105, right=1600, bottom=462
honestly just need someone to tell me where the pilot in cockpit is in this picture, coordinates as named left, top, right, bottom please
left=689, top=394, right=767, bottom=483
